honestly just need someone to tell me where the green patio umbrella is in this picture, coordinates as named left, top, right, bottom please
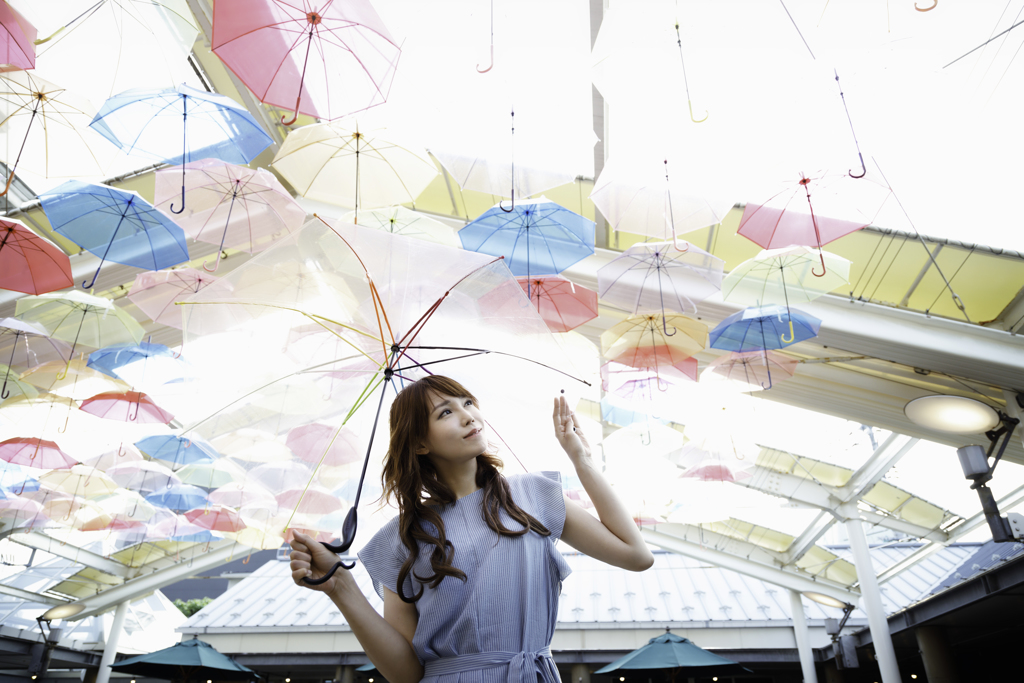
left=110, top=637, right=257, bottom=682
left=594, top=631, right=750, bottom=680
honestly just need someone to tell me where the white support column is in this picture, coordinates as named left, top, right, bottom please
left=788, top=590, right=819, bottom=683
left=95, top=600, right=129, bottom=683
left=844, top=517, right=900, bottom=683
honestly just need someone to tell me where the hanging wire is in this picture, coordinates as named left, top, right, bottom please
left=778, top=0, right=816, bottom=59
left=833, top=70, right=866, bottom=178
left=673, top=8, right=707, bottom=123
left=944, top=17, right=1024, bottom=68
left=863, top=234, right=912, bottom=303
left=924, top=248, right=975, bottom=312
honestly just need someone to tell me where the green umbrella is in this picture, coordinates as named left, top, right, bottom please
left=110, top=637, right=257, bottom=682
left=594, top=631, right=750, bottom=680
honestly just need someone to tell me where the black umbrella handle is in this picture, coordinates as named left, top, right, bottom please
left=302, top=556, right=355, bottom=586
left=301, top=507, right=358, bottom=585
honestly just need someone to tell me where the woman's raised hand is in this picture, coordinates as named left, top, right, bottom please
left=290, top=531, right=344, bottom=594
left=552, top=394, right=591, bottom=465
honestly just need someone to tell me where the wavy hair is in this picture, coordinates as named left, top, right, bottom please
left=381, top=375, right=550, bottom=602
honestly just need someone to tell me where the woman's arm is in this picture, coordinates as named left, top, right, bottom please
left=290, top=532, right=424, bottom=683
left=551, top=396, right=655, bottom=572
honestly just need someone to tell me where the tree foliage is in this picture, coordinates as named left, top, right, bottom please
left=173, top=597, right=213, bottom=617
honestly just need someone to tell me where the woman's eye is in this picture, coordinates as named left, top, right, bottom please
left=464, top=399, right=473, bottom=406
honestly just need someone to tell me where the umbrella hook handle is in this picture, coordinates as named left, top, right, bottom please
left=0, top=380, right=9, bottom=400
left=849, top=154, right=867, bottom=179
left=169, top=185, right=186, bottom=215
left=811, top=250, right=828, bottom=277
left=688, top=100, right=708, bottom=124
left=780, top=320, right=795, bottom=344
left=641, top=430, right=652, bottom=446
left=662, top=315, right=677, bottom=337
left=128, top=396, right=140, bottom=421
left=499, top=190, right=515, bottom=213
left=476, top=43, right=494, bottom=73
left=915, top=0, right=937, bottom=11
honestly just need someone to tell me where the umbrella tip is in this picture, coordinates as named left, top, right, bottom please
left=560, top=389, right=565, bottom=394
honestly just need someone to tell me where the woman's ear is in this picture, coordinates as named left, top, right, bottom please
left=415, top=443, right=429, bottom=456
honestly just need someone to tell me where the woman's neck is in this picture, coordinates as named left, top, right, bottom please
left=433, top=457, right=481, bottom=500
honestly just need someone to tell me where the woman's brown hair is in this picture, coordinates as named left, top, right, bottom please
left=381, top=375, right=550, bottom=602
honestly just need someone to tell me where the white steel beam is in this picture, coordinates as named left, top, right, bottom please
left=12, top=533, right=132, bottom=579
left=0, top=583, right=64, bottom=606
left=66, top=542, right=242, bottom=621
left=839, top=435, right=919, bottom=503
left=783, top=512, right=835, bottom=565
left=642, top=527, right=859, bottom=606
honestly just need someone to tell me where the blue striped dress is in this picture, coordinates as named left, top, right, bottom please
left=358, top=472, right=570, bottom=683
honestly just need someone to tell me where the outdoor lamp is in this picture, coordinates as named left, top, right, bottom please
left=802, top=591, right=849, bottom=609
left=904, top=395, right=1000, bottom=434
left=40, top=603, right=84, bottom=620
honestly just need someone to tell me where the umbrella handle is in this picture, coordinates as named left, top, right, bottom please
left=499, top=190, right=515, bottom=213
left=915, top=0, right=937, bottom=10
left=1, top=380, right=9, bottom=400
left=849, top=153, right=867, bottom=179
left=688, top=99, right=708, bottom=124
left=662, top=315, right=677, bottom=337
left=780, top=320, right=795, bottom=344
left=476, top=43, right=494, bottom=73
left=169, top=185, right=186, bottom=214
left=281, top=109, right=299, bottom=126
left=811, top=250, right=827, bottom=278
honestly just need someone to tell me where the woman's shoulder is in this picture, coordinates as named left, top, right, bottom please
left=507, top=470, right=562, bottom=492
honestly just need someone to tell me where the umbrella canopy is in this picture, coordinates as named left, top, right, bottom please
left=153, top=159, right=305, bottom=271
left=516, top=275, right=598, bottom=334
left=595, top=631, right=750, bottom=678
left=707, top=350, right=799, bottom=391
left=339, top=206, right=460, bottom=247
left=211, top=0, right=400, bottom=123
left=135, top=434, right=219, bottom=469
left=602, top=313, right=707, bottom=369
left=0, top=3, right=35, bottom=73
left=80, top=390, right=174, bottom=424
left=20, top=359, right=131, bottom=400
left=38, top=180, right=190, bottom=289
left=0, top=437, right=76, bottom=469
left=459, top=198, right=595, bottom=279
left=0, top=218, right=74, bottom=295
left=0, top=317, right=70, bottom=370
left=127, top=268, right=220, bottom=330
left=110, top=636, right=257, bottom=681
left=721, top=246, right=851, bottom=309
left=271, top=120, right=438, bottom=212
left=709, top=305, right=822, bottom=352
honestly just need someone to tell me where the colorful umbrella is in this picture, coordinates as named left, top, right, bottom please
left=707, top=350, right=799, bottom=391
left=0, top=218, right=74, bottom=295
left=709, top=305, right=822, bottom=352
left=459, top=198, right=595, bottom=279
left=153, top=159, right=305, bottom=271
left=80, top=390, right=174, bottom=424
left=0, top=71, right=113, bottom=195
left=145, top=484, right=208, bottom=511
left=271, top=120, right=438, bottom=214
left=20, top=358, right=130, bottom=400
left=340, top=206, right=460, bottom=247
left=601, top=313, right=707, bottom=369
left=15, top=290, right=144, bottom=379
left=0, top=363, right=38, bottom=401
left=39, top=465, right=118, bottom=498
left=0, top=437, right=76, bottom=469
left=106, top=460, right=181, bottom=494
left=597, top=240, right=724, bottom=329
left=184, top=504, right=245, bottom=532
left=208, top=481, right=276, bottom=509
left=286, top=423, right=361, bottom=469
left=135, top=434, right=219, bottom=469
left=175, top=459, right=246, bottom=490
left=0, top=317, right=70, bottom=373
left=86, top=342, right=181, bottom=391
left=89, top=84, right=274, bottom=213
left=38, top=180, right=190, bottom=289
left=737, top=170, right=892, bottom=275
left=0, top=3, right=35, bottom=73
left=82, top=443, right=146, bottom=471
left=515, top=275, right=598, bottom=334
left=127, top=268, right=220, bottom=330
left=211, top=0, right=401, bottom=124
left=601, top=359, right=698, bottom=396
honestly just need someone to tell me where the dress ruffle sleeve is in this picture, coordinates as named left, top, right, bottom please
left=357, top=517, right=413, bottom=600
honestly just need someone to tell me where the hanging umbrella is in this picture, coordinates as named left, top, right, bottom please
left=0, top=364, right=37, bottom=401
left=29, top=0, right=199, bottom=102
left=707, top=350, right=799, bottom=391
left=0, top=3, right=35, bottom=73
left=127, top=268, right=219, bottom=330
left=709, top=305, right=821, bottom=352
left=340, top=206, right=460, bottom=247
left=145, top=484, right=208, bottom=511
left=86, top=341, right=178, bottom=382
left=184, top=504, right=246, bottom=532
left=106, top=460, right=181, bottom=494
left=211, top=0, right=401, bottom=124
left=597, top=240, right=724, bottom=331
left=595, top=631, right=750, bottom=679
left=20, top=359, right=130, bottom=400
left=286, top=423, right=361, bottom=469
left=82, top=443, right=146, bottom=471
left=208, top=481, right=276, bottom=509
left=153, top=159, right=306, bottom=271
left=0, top=495, right=47, bottom=530
left=601, top=313, right=707, bottom=369
left=601, top=359, right=698, bottom=395
left=135, top=434, right=219, bottom=469
left=38, top=180, right=190, bottom=289
left=88, top=83, right=274, bottom=214
left=271, top=120, right=438, bottom=214
left=1, top=318, right=68, bottom=400
left=0, top=437, right=77, bottom=469
left=737, top=170, right=892, bottom=274
left=176, top=459, right=246, bottom=490
left=80, top=390, right=174, bottom=424
left=459, top=197, right=595, bottom=281
left=178, top=217, right=584, bottom=582
left=0, top=218, right=74, bottom=295
left=515, top=275, right=598, bottom=334
left=110, top=637, right=256, bottom=681
left=15, top=290, right=144, bottom=379
left=0, top=71, right=113, bottom=194
left=39, top=465, right=118, bottom=499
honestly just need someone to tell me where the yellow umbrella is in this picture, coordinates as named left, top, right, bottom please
left=21, top=359, right=130, bottom=400
left=601, top=313, right=707, bottom=368
left=39, top=465, right=118, bottom=498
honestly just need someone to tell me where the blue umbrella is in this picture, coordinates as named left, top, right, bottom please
left=38, top=181, right=190, bottom=289
left=459, top=198, right=595, bottom=286
left=89, top=83, right=273, bottom=214
left=87, top=342, right=177, bottom=379
left=709, top=305, right=821, bottom=353
left=135, top=435, right=219, bottom=469
left=145, top=484, right=209, bottom=511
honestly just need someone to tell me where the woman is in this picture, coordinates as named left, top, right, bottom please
left=290, top=375, right=653, bottom=683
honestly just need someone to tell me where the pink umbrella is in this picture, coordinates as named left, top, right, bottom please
left=247, top=460, right=317, bottom=492
left=208, top=481, right=276, bottom=508
left=0, top=3, right=35, bottom=72
left=286, top=423, right=361, bottom=468
left=515, top=276, right=598, bottom=334
left=153, top=160, right=306, bottom=271
left=0, top=495, right=47, bottom=529
left=79, top=391, right=174, bottom=424
left=185, top=504, right=246, bottom=532
left=0, top=218, right=74, bottom=295
left=707, top=350, right=799, bottom=391
left=0, top=437, right=77, bottom=469
left=127, top=268, right=219, bottom=330
left=211, top=0, right=401, bottom=124
left=601, top=360, right=697, bottom=399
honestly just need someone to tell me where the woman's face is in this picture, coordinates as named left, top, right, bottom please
left=416, top=391, right=487, bottom=466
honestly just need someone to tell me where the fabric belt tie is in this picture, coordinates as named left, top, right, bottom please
left=423, top=647, right=554, bottom=683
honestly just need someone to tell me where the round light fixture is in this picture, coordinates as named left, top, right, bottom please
left=40, top=603, right=85, bottom=620
left=904, top=395, right=1000, bottom=435
left=802, top=591, right=850, bottom=609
